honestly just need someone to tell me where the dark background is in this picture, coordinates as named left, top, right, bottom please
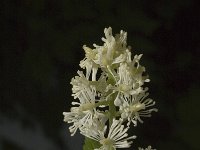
left=0, top=0, right=200, bottom=150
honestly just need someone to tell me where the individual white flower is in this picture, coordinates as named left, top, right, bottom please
left=138, top=146, right=156, bottom=150
left=63, top=87, right=100, bottom=136
left=126, top=51, right=150, bottom=87
left=80, top=45, right=99, bottom=81
left=120, top=90, right=158, bottom=126
left=106, top=62, right=144, bottom=106
left=71, top=70, right=93, bottom=99
left=117, top=63, right=133, bottom=95
left=81, top=119, right=136, bottom=150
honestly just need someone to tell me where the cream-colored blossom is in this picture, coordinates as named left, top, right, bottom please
left=80, top=45, right=98, bottom=81
left=120, top=90, right=158, bottom=126
left=63, top=87, right=98, bottom=136
left=127, top=53, right=150, bottom=87
left=71, top=70, right=91, bottom=99
left=112, top=63, right=144, bottom=106
left=81, top=119, right=136, bottom=150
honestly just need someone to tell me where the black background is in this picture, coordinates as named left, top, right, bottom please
left=0, top=0, right=200, bottom=150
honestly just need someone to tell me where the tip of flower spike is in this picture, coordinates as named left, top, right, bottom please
left=102, top=27, right=114, bottom=43
left=104, top=27, right=112, bottom=35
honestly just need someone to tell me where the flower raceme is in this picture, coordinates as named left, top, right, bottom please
left=63, top=27, right=157, bottom=149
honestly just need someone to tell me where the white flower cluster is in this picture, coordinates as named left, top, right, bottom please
left=63, top=27, right=158, bottom=150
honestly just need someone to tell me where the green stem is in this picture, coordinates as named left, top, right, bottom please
left=109, top=94, right=116, bottom=127
left=106, top=65, right=116, bottom=85
left=106, top=65, right=117, bottom=127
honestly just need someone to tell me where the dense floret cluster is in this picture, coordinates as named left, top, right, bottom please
left=63, top=27, right=157, bottom=150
